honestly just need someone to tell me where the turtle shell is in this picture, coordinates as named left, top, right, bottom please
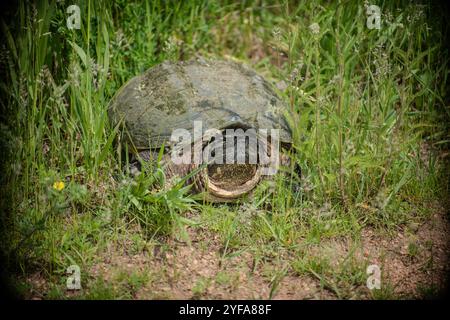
left=108, top=58, right=292, bottom=151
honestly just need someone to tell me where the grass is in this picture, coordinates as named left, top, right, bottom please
left=0, top=0, right=449, bottom=299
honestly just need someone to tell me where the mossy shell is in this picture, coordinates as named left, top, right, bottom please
left=108, top=58, right=292, bottom=151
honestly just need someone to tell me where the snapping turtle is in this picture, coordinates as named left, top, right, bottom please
left=109, top=58, right=296, bottom=201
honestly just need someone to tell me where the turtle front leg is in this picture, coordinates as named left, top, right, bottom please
left=279, top=150, right=302, bottom=193
left=130, top=150, right=198, bottom=191
left=129, top=150, right=158, bottom=176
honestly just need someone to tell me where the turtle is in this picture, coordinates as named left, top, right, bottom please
left=108, top=58, right=298, bottom=202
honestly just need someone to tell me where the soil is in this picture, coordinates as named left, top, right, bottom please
left=24, top=202, right=449, bottom=300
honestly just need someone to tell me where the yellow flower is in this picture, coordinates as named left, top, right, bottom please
left=53, top=181, right=65, bottom=191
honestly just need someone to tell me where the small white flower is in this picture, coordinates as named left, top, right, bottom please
left=309, top=23, right=320, bottom=36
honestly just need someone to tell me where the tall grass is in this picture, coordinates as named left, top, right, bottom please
left=0, top=0, right=448, bottom=297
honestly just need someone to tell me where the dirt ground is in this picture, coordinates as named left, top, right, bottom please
left=86, top=205, right=449, bottom=299
left=24, top=202, right=449, bottom=300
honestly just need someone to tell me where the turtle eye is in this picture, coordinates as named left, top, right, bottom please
left=229, top=115, right=241, bottom=122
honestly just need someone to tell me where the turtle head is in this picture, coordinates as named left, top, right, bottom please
left=188, top=125, right=275, bottom=202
